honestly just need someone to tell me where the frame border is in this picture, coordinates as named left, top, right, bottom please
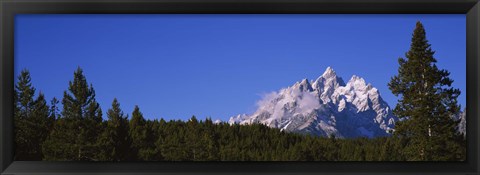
left=1, top=0, right=479, bottom=174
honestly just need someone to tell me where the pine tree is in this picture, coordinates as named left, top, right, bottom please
left=388, top=21, right=463, bottom=161
left=143, top=120, right=160, bottom=160
left=153, top=118, right=167, bottom=161
left=129, top=105, right=156, bottom=160
left=128, top=105, right=144, bottom=160
left=185, top=116, right=206, bottom=160
left=49, top=97, right=60, bottom=121
left=14, top=69, right=36, bottom=160
left=160, top=120, right=188, bottom=161
left=42, top=67, right=103, bottom=161
left=98, top=98, right=132, bottom=161
left=29, top=92, right=54, bottom=160
left=203, top=118, right=219, bottom=160
left=13, top=69, right=55, bottom=160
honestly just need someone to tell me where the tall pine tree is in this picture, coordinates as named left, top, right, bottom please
left=129, top=105, right=156, bottom=160
left=49, top=97, right=60, bottom=121
left=388, top=21, right=463, bottom=161
left=43, top=67, right=103, bottom=160
left=14, top=69, right=36, bottom=160
left=98, top=98, right=132, bottom=161
left=30, top=92, right=54, bottom=160
left=14, top=69, right=54, bottom=160
left=14, top=70, right=35, bottom=160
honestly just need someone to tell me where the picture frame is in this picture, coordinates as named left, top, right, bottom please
left=1, top=0, right=479, bottom=174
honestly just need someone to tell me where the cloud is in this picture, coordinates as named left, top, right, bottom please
left=297, top=90, right=321, bottom=114
left=254, top=87, right=321, bottom=119
left=256, top=91, right=280, bottom=110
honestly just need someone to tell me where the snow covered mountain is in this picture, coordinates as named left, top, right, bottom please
left=229, top=67, right=397, bottom=138
left=456, top=109, right=466, bottom=136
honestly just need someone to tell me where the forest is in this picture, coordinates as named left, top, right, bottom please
left=13, top=21, right=466, bottom=161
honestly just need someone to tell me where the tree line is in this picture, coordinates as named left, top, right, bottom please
left=14, top=21, right=466, bottom=161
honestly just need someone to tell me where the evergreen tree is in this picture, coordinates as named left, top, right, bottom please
left=153, top=118, right=167, bottom=161
left=14, top=69, right=54, bottom=160
left=43, top=67, right=103, bottom=160
left=29, top=92, right=54, bottom=160
left=388, top=21, right=463, bottom=161
left=160, top=120, right=188, bottom=161
left=325, top=134, right=339, bottom=161
left=129, top=105, right=156, bottom=160
left=98, top=98, right=132, bottom=161
left=203, top=118, right=220, bottom=160
left=143, top=120, right=160, bottom=160
left=128, top=105, right=145, bottom=160
left=49, top=97, right=60, bottom=121
left=14, top=69, right=37, bottom=160
left=185, top=116, right=202, bottom=160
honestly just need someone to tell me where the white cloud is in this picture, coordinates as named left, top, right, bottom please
left=297, top=90, right=321, bottom=114
left=254, top=87, right=321, bottom=119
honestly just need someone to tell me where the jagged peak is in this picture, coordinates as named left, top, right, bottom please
left=293, top=78, right=309, bottom=85
left=300, top=78, right=309, bottom=84
left=348, top=75, right=367, bottom=85
left=293, top=78, right=313, bottom=92
left=350, top=75, right=362, bottom=80
left=314, top=67, right=340, bottom=85
left=322, top=66, right=337, bottom=79
left=370, top=86, right=378, bottom=92
left=228, top=114, right=248, bottom=125
left=313, top=67, right=347, bottom=90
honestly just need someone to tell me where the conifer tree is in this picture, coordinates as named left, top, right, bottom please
left=49, top=97, right=60, bottom=121
left=42, top=67, right=103, bottom=160
left=29, top=92, right=54, bottom=160
left=14, top=69, right=36, bottom=160
left=388, top=21, right=463, bottom=161
left=185, top=116, right=206, bottom=160
left=160, top=120, right=188, bottom=161
left=128, top=105, right=145, bottom=160
left=143, top=120, right=160, bottom=160
left=129, top=105, right=156, bottom=160
left=13, top=86, right=20, bottom=157
left=153, top=118, right=167, bottom=160
left=203, top=118, right=219, bottom=160
left=98, top=98, right=132, bottom=161
left=13, top=69, right=54, bottom=160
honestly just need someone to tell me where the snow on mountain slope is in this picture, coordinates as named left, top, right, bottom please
left=456, top=109, right=466, bottom=136
left=229, top=67, right=397, bottom=138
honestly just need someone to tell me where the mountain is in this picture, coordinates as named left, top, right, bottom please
left=456, top=109, right=466, bottom=136
left=229, top=67, right=397, bottom=138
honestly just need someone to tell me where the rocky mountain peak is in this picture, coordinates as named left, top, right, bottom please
left=230, top=67, right=397, bottom=138
left=322, top=66, right=337, bottom=79
left=293, top=78, right=313, bottom=92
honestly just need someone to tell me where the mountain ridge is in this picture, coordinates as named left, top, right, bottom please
left=229, top=67, right=398, bottom=138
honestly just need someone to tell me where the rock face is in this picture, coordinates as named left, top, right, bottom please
left=229, top=67, right=397, bottom=138
left=456, top=109, right=466, bottom=136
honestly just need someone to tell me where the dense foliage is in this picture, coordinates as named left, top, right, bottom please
left=388, top=21, right=466, bottom=161
left=13, top=22, right=466, bottom=161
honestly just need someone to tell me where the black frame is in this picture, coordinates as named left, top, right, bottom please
left=1, top=0, right=479, bottom=174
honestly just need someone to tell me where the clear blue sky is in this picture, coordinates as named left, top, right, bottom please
left=15, top=14, right=466, bottom=121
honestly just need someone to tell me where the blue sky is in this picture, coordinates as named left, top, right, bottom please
left=15, top=14, right=466, bottom=121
